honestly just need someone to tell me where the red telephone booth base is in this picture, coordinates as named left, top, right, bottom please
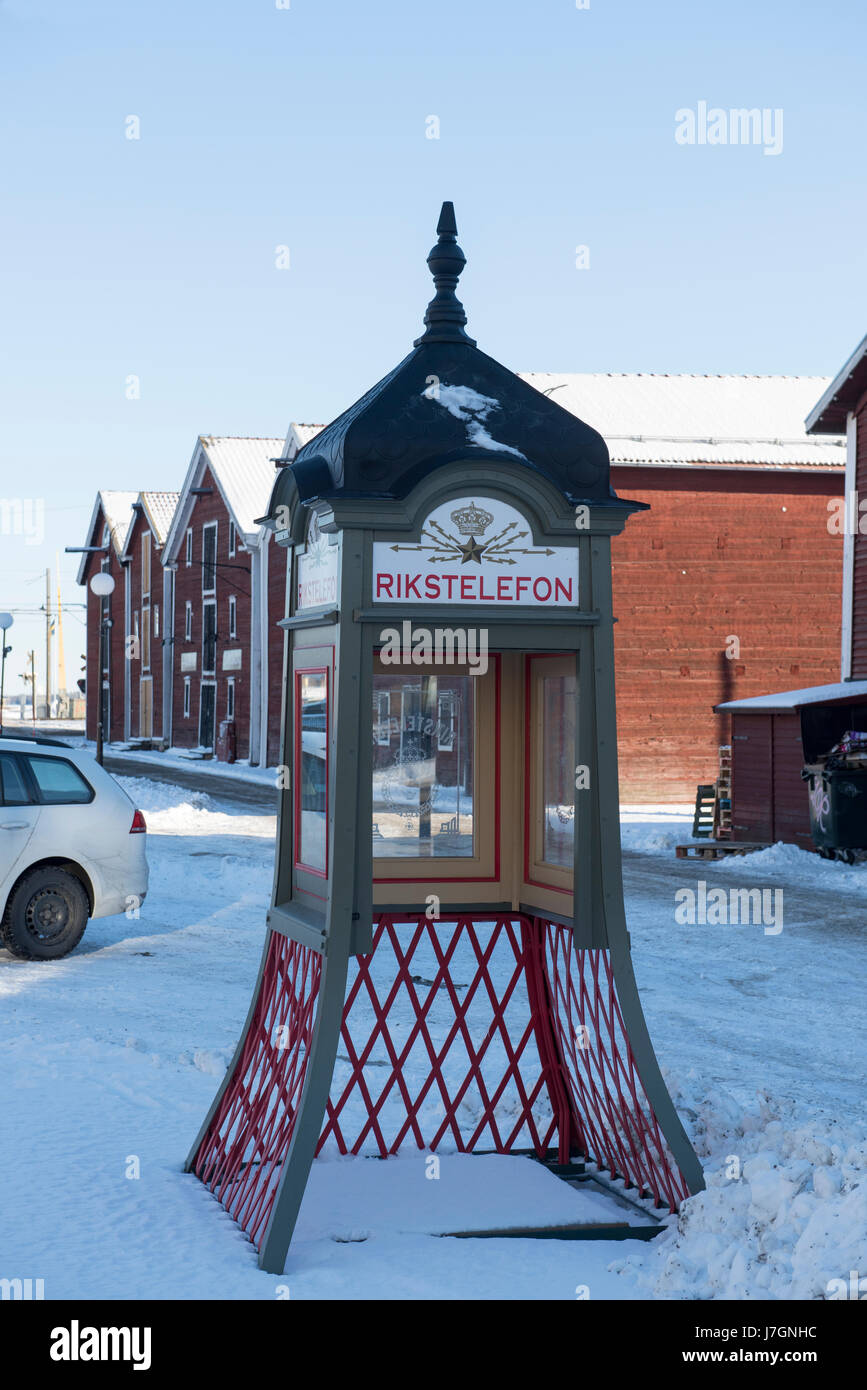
left=190, top=914, right=692, bottom=1258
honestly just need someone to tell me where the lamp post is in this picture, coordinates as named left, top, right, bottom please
left=0, top=612, right=12, bottom=736
left=89, top=572, right=115, bottom=765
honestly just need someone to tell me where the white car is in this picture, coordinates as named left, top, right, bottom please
left=0, top=736, right=148, bottom=960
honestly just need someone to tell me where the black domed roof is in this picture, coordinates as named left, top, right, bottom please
left=286, top=204, right=615, bottom=507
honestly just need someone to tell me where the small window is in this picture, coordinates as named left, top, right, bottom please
left=227, top=678, right=235, bottom=720
left=183, top=677, right=191, bottom=718
left=0, top=754, right=32, bottom=806
left=25, top=756, right=93, bottom=806
left=185, top=602, right=192, bottom=642
left=141, top=608, right=151, bottom=670
left=228, top=520, right=236, bottom=557
left=202, top=523, right=217, bottom=593
left=185, top=529, right=193, bottom=567
left=228, top=594, right=237, bottom=638
left=153, top=605, right=160, bottom=638
left=142, top=533, right=151, bottom=599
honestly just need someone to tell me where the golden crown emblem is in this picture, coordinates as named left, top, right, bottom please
left=450, top=502, right=494, bottom=536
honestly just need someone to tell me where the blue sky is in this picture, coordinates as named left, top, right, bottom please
left=1, top=0, right=865, bottom=693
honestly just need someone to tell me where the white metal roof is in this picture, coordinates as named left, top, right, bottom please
left=199, top=436, right=285, bottom=536
left=519, top=374, right=845, bottom=470
left=282, top=422, right=324, bottom=461
left=163, top=436, right=285, bottom=562
left=716, top=681, right=867, bottom=713
left=138, top=491, right=179, bottom=547
left=76, top=490, right=138, bottom=585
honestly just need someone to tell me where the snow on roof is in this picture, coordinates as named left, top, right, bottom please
left=519, top=374, right=846, bottom=470
left=716, top=681, right=867, bottom=713
left=198, top=436, right=285, bottom=536
left=138, top=491, right=179, bottom=547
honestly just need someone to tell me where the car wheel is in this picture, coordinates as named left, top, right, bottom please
left=1, top=867, right=89, bottom=960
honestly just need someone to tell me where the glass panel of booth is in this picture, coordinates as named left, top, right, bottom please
left=371, top=655, right=497, bottom=885
left=525, top=654, right=576, bottom=895
left=295, top=666, right=328, bottom=876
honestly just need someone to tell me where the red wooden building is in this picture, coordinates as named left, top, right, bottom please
left=119, top=492, right=179, bottom=743
left=162, top=436, right=285, bottom=763
left=522, top=374, right=846, bottom=801
left=78, top=491, right=138, bottom=744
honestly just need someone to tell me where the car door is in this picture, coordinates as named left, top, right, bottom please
left=0, top=752, right=41, bottom=906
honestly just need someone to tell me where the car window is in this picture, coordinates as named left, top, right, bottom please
left=24, top=755, right=93, bottom=805
left=0, top=754, right=32, bottom=806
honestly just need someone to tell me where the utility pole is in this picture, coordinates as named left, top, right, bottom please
left=44, top=567, right=52, bottom=719
left=22, top=651, right=36, bottom=727
left=55, top=557, right=67, bottom=712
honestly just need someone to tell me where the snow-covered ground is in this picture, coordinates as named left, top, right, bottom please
left=1, top=785, right=864, bottom=1300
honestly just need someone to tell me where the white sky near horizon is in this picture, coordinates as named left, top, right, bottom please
left=0, top=0, right=865, bottom=695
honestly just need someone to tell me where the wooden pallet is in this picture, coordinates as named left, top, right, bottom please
left=692, top=783, right=716, bottom=838
left=676, top=841, right=769, bottom=860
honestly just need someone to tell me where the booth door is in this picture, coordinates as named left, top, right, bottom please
left=519, top=654, right=576, bottom=918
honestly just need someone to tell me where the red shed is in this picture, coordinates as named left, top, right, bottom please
left=715, top=682, right=867, bottom=846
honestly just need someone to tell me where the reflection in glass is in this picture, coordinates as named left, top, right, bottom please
left=297, top=671, right=327, bottom=872
left=542, top=674, right=576, bottom=867
left=372, top=674, right=474, bottom=857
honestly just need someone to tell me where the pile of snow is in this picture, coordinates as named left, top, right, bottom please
left=611, top=1083, right=867, bottom=1300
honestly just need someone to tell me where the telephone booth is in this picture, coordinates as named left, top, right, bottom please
left=186, top=205, right=704, bottom=1271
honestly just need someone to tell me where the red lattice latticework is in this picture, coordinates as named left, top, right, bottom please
left=191, top=913, right=688, bottom=1252
left=540, top=921, right=691, bottom=1210
left=191, top=932, right=322, bottom=1251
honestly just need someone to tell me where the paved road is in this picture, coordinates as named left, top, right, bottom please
left=103, top=754, right=279, bottom=810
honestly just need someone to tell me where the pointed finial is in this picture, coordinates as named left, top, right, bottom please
left=414, top=201, right=476, bottom=346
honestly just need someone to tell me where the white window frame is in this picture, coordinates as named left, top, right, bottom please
left=185, top=528, right=193, bottom=567
left=228, top=594, right=237, bottom=639
left=183, top=676, right=191, bottom=719
left=227, top=677, right=235, bottom=720
left=184, top=601, right=192, bottom=643
left=228, top=520, right=236, bottom=557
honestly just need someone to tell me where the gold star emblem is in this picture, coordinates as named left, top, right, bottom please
left=459, top=535, right=485, bottom=564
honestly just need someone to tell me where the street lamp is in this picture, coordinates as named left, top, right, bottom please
left=0, top=612, right=12, bottom=736
left=90, top=572, right=115, bottom=765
